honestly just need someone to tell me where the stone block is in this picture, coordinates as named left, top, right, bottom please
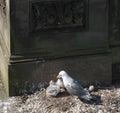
left=0, top=0, right=113, bottom=97
left=9, top=54, right=112, bottom=95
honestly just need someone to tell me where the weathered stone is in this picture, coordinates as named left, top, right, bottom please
left=9, top=54, right=112, bottom=95
left=0, top=0, right=10, bottom=98
left=10, top=0, right=108, bottom=59
left=0, top=0, right=115, bottom=97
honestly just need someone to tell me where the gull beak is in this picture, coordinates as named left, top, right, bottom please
left=57, top=74, right=61, bottom=79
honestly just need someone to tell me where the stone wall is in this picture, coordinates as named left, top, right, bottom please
left=0, top=0, right=10, bottom=98
left=9, top=54, right=112, bottom=96
left=9, top=0, right=111, bottom=95
left=109, top=0, right=120, bottom=82
left=0, top=0, right=115, bottom=97
left=10, top=0, right=108, bottom=59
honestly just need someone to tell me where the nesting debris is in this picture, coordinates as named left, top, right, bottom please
left=19, top=81, right=36, bottom=95
left=88, top=85, right=95, bottom=92
left=0, top=86, right=120, bottom=113
left=37, top=81, right=48, bottom=91
left=14, top=81, right=48, bottom=96
left=0, top=71, right=119, bottom=113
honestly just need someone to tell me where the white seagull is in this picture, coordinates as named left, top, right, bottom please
left=57, top=70, right=92, bottom=101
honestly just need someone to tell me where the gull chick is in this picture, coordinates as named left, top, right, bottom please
left=56, top=78, right=65, bottom=92
left=57, top=70, right=92, bottom=101
left=56, top=78, right=65, bottom=88
left=46, top=80, right=60, bottom=97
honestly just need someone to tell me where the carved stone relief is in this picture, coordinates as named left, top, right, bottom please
left=30, top=0, right=86, bottom=32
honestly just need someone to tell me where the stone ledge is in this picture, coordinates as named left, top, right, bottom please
left=9, top=54, right=112, bottom=96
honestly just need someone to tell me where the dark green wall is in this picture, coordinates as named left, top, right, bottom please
left=10, top=0, right=109, bottom=61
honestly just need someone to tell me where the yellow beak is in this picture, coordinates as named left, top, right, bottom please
left=57, top=74, right=60, bottom=79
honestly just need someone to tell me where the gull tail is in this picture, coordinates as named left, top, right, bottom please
left=81, top=94, right=92, bottom=101
left=81, top=89, right=92, bottom=101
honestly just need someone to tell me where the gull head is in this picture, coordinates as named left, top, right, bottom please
left=57, top=70, right=68, bottom=79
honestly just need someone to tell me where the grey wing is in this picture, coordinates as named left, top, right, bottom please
left=66, top=80, right=87, bottom=96
left=72, top=80, right=84, bottom=90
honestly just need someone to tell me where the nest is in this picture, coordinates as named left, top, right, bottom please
left=0, top=86, right=120, bottom=113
